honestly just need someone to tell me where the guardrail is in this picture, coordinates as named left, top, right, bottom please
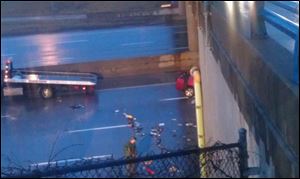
left=261, top=1, right=299, bottom=84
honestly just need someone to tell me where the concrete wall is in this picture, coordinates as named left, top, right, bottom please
left=198, top=28, right=261, bottom=175
left=196, top=2, right=298, bottom=178
left=208, top=7, right=298, bottom=177
left=20, top=52, right=198, bottom=78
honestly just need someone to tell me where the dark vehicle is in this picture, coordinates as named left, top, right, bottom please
left=175, top=72, right=194, bottom=97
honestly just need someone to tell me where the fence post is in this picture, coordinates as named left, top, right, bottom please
left=239, top=128, right=248, bottom=178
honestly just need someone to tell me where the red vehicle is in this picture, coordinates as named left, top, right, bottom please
left=176, top=72, right=194, bottom=97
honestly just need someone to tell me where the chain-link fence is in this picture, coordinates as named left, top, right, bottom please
left=1, top=142, right=243, bottom=178
left=2, top=128, right=248, bottom=178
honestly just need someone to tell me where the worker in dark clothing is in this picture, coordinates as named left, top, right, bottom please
left=124, top=137, right=137, bottom=177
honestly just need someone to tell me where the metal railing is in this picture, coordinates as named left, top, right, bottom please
left=261, top=1, right=299, bottom=84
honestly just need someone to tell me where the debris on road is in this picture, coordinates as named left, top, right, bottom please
left=134, top=121, right=144, bottom=135
left=185, top=123, right=193, bottom=127
left=123, top=113, right=136, bottom=121
left=150, top=130, right=160, bottom=137
left=56, top=97, right=62, bottom=103
left=150, top=125, right=164, bottom=137
left=115, top=109, right=120, bottom=113
left=70, top=104, right=85, bottom=110
left=149, top=124, right=170, bottom=153
left=123, top=112, right=137, bottom=128
left=158, top=123, right=165, bottom=127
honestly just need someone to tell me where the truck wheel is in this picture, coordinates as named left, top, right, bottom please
left=184, top=87, right=194, bottom=98
left=40, top=86, right=54, bottom=99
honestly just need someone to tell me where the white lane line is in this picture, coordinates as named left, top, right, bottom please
left=30, top=155, right=112, bottom=167
left=96, top=82, right=175, bottom=92
left=174, top=31, right=187, bottom=34
left=1, top=54, right=16, bottom=57
left=66, top=124, right=130, bottom=134
left=160, top=96, right=188, bottom=101
left=121, top=41, right=154, bottom=46
left=1, top=115, right=17, bottom=120
left=55, top=40, right=88, bottom=45
left=60, top=57, right=74, bottom=60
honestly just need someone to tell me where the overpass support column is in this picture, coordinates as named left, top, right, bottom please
left=186, top=2, right=199, bottom=52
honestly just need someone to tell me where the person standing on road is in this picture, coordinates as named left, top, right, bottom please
left=124, top=137, right=137, bottom=177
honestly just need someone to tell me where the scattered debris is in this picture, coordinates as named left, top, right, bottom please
left=185, top=123, right=193, bottom=127
left=150, top=130, right=160, bottom=137
left=158, top=123, right=165, bottom=127
left=186, top=138, right=191, bottom=142
left=134, top=122, right=143, bottom=134
left=123, top=113, right=134, bottom=119
left=115, top=109, right=120, bottom=113
left=56, top=97, right=62, bottom=103
left=70, top=104, right=85, bottom=110
left=123, top=113, right=136, bottom=121
left=177, top=123, right=183, bottom=127
left=135, top=121, right=141, bottom=128
left=171, top=118, right=177, bottom=121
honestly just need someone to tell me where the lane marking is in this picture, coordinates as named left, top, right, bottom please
left=121, top=41, right=154, bottom=46
left=96, top=82, right=175, bottom=92
left=1, top=15, right=87, bottom=23
left=55, top=40, right=88, bottom=45
left=1, top=115, right=17, bottom=120
left=160, top=96, right=188, bottom=101
left=30, top=154, right=113, bottom=167
left=1, top=54, right=16, bottom=57
left=66, top=124, right=130, bottom=134
left=60, top=57, right=74, bottom=60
